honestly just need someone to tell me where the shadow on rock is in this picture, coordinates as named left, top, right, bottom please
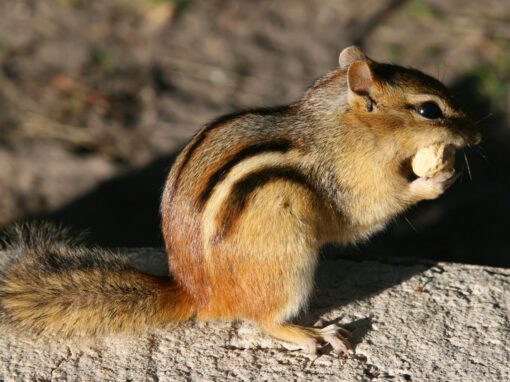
left=25, top=150, right=182, bottom=247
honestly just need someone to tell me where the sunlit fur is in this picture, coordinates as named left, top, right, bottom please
left=0, top=47, right=480, bottom=350
left=0, top=223, right=194, bottom=336
left=161, top=48, right=480, bottom=348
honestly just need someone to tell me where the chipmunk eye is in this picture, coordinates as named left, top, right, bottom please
left=416, top=101, right=443, bottom=119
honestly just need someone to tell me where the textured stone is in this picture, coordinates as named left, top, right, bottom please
left=0, top=248, right=509, bottom=381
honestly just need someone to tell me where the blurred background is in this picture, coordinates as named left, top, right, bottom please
left=0, top=0, right=508, bottom=266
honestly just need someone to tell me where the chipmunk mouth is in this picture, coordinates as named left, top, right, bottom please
left=401, top=130, right=481, bottom=182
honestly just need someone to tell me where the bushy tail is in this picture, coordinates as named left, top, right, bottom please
left=0, top=223, right=196, bottom=336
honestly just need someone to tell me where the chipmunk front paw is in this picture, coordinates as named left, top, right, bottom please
left=409, top=170, right=457, bottom=200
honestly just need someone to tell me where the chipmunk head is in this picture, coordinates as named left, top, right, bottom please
left=337, top=45, right=481, bottom=165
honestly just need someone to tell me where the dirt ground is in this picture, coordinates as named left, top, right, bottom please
left=0, top=0, right=508, bottom=266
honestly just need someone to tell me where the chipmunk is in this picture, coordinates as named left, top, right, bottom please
left=0, top=46, right=480, bottom=356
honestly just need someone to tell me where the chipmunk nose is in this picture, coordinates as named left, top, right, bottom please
left=452, top=130, right=481, bottom=148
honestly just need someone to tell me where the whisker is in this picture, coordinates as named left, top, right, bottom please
left=474, top=112, right=494, bottom=125
left=463, top=151, right=472, bottom=181
left=474, top=146, right=488, bottom=162
left=404, top=217, right=419, bottom=234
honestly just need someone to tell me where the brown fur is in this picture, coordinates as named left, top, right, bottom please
left=214, top=166, right=321, bottom=240
left=161, top=46, right=480, bottom=351
left=196, top=139, right=295, bottom=209
left=0, top=223, right=195, bottom=336
left=0, top=47, right=480, bottom=353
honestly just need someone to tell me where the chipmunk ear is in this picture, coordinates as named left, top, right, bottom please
left=347, top=61, right=373, bottom=96
left=347, top=60, right=375, bottom=111
left=339, top=46, right=368, bottom=69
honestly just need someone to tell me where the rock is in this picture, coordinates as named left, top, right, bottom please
left=0, top=248, right=509, bottom=381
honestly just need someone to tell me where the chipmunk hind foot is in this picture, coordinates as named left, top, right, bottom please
left=260, top=321, right=352, bottom=357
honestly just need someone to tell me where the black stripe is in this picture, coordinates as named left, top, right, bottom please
left=171, top=105, right=294, bottom=195
left=172, top=126, right=219, bottom=195
left=215, top=166, right=318, bottom=240
left=197, top=139, right=294, bottom=208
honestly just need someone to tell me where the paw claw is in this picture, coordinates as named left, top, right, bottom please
left=313, top=323, right=352, bottom=356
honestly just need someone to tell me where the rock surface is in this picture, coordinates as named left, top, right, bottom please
left=0, top=248, right=509, bottom=381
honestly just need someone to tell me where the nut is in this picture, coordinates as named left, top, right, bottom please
left=412, top=144, right=455, bottom=178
